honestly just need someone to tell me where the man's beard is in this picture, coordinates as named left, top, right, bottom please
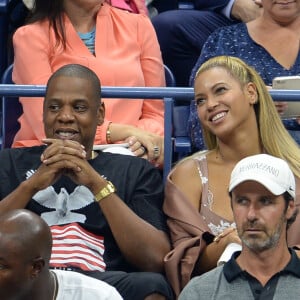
left=238, top=215, right=285, bottom=252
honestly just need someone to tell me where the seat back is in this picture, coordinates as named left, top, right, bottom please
left=172, top=104, right=191, bottom=161
left=164, top=64, right=176, bottom=87
left=178, top=0, right=195, bottom=9
left=173, top=105, right=189, bottom=137
left=1, top=64, right=23, bottom=148
left=164, top=64, right=191, bottom=162
left=164, top=64, right=192, bottom=161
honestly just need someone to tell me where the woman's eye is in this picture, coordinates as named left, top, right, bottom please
left=195, top=98, right=206, bottom=106
left=216, top=87, right=226, bottom=93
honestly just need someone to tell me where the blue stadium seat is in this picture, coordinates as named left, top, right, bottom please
left=165, top=64, right=191, bottom=162
left=172, top=105, right=191, bottom=161
left=164, top=64, right=176, bottom=87
left=178, top=0, right=195, bottom=9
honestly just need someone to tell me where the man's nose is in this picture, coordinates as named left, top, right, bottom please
left=57, top=107, right=75, bottom=122
left=247, top=204, right=258, bottom=222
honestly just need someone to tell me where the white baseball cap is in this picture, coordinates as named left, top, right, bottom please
left=229, top=154, right=296, bottom=198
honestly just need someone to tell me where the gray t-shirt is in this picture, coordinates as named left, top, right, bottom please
left=179, top=250, right=300, bottom=300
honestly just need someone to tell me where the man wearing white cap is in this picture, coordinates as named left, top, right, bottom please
left=179, top=154, right=300, bottom=300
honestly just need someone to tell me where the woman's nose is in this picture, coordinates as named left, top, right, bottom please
left=206, top=96, right=219, bottom=110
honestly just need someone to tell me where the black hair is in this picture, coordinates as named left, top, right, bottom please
left=283, top=192, right=298, bottom=229
left=46, top=64, right=101, bottom=103
left=27, top=0, right=66, bottom=48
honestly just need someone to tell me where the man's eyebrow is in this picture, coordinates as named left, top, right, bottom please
left=72, top=98, right=89, bottom=102
left=45, top=97, right=61, bottom=101
left=46, top=98, right=89, bottom=102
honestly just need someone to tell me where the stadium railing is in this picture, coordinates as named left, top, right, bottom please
left=0, top=84, right=299, bottom=181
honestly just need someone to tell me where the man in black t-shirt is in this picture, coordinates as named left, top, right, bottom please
left=0, top=64, right=173, bottom=300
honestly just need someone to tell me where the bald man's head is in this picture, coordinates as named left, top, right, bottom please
left=0, top=209, right=52, bottom=263
left=46, top=63, right=102, bottom=102
left=0, top=210, right=53, bottom=299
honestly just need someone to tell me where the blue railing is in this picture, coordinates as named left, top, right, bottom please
left=0, top=85, right=299, bottom=181
left=0, top=84, right=300, bottom=101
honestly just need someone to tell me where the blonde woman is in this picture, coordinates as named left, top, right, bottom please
left=188, top=0, right=300, bottom=150
left=164, top=56, right=300, bottom=297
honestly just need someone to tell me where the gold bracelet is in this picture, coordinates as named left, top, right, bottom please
left=106, top=122, right=112, bottom=144
left=94, top=181, right=116, bottom=202
left=213, top=227, right=236, bottom=243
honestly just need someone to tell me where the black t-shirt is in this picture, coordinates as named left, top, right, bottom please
left=0, top=146, right=168, bottom=272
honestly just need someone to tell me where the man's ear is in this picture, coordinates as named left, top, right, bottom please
left=246, top=82, right=258, bottom=105
left=286, top=200, right=296, bottom=220
left=30, top=257, right=45, bottom=279
left=97, top=102, right=105, bottom=126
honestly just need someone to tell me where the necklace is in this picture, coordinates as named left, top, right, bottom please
left=50, top=271, right=57, bottom=300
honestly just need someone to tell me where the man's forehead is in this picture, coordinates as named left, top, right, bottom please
left=46, top=77, right=93, bottom=97
left=48, top=74, right=89, bottom=87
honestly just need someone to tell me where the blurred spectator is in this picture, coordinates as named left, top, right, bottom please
left=189, top=0, right=300, bottom=150
left=152, top=0, right=262, bottom=87
left=12, top=0, right=165, bottom=165
left=0, top=209, right=123, bottom=300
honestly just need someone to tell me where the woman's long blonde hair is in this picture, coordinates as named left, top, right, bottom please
left=194, top=56, right=300, bottom=177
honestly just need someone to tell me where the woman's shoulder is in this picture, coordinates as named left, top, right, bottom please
left=210, top=22, right=247, bottom=40
left=100, top=2, right=155, bottom=39
left=13, top=19, right=50, bottom=39
left=101, top=3, right=150, bottom=24
left=171, top=151, right=208, bottom=176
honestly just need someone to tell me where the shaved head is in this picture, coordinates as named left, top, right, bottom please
left=0, top=210, right=54, bottom=299
left=46, top=64, right=102, bottom=102
left=0, top=209, right=52, bottom=263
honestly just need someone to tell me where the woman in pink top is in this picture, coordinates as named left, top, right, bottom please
left=12, top=0, right=165, bottom=165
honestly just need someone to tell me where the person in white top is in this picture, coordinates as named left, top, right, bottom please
left=0, top=209, right=122, bottom=300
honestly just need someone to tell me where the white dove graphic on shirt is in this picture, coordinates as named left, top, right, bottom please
left=26, top=169, right=96, bottom=226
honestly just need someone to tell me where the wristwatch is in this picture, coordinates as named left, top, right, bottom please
left=94, top=181, right=116, bottom=202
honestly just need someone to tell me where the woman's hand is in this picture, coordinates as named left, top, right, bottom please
left=106, top=123, right=164, bottom=166
left=231, top=0, right=263, bottom=22
left=126, top=133, right=164, bottom=167
left=213, top=227, right=241, bottom=247
left=195, top=227, right=241, bottom=274
left=267, top=85, right=288, bottom=116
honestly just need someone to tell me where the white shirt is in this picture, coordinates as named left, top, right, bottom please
left=52, top=270, right=123, bottom=300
